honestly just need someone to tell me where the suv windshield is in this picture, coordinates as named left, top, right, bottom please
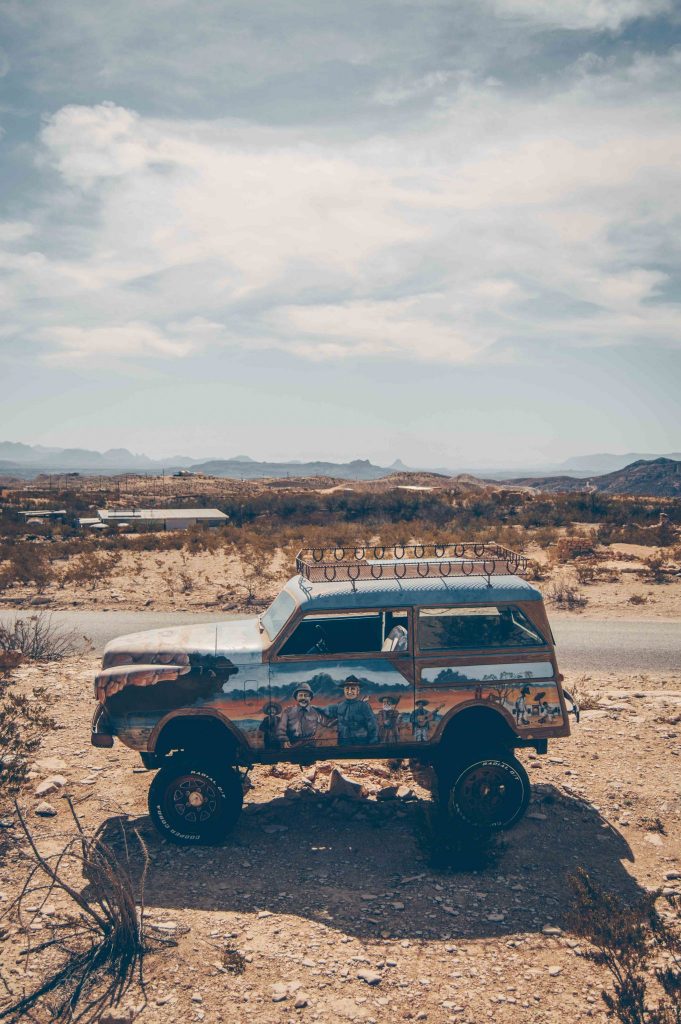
left=261, top=590, right=296, bottom=641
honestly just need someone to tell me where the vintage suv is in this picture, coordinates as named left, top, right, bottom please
left=91, top=543, right=578, bottom=844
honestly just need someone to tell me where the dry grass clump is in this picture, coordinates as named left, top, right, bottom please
left=60, top=551, right=121, bottom=590
left=545, top=580, right=588, bottom=610
left=0, top=641, right=55, bottom=803
left=0, top=542, right=54, bottom=592
left=0, top=802, right=160, bottom=1024
left=0, top=615, right=85, bottom=811
left=641, top=551, right=674, bottom=584
left=0, top=613, right=84, bottom=661
left=567, top=676, right=603, bottom=712
left=569, top=868, right=681, bottom=1024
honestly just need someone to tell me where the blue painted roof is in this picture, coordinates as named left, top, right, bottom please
left=282, top=573, right=541, bottom=611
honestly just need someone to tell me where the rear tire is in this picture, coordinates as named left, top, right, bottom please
left=148, top=758, right=243, bottom=845
left=437, top=751, right=530, bottom=832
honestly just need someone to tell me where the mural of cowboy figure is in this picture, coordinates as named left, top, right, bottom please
left=411, top=698, right=444, bottom=742
left=324, top=675, right=379, bottom=746
left=258, top=701, right=283, bottom=749
left=514, top=685, right=531, bottom=725
left=376, top=695, right=401, bottom=744
left=276, top=683, right=331, bottom=747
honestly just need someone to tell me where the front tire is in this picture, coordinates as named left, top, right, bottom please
left=148, top=758, right=243, bottom=845
left=439, top=753, right=530, bottom=832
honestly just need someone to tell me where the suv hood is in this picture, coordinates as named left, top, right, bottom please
left=102, top=616, right=265, bottom=668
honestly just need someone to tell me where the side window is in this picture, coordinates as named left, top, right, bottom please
left=418, top=605, right=544, bottom=651
left=278, top=610, right=410, bottom=657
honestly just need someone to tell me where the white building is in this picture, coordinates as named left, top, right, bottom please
left=89, top=508, right=228, bottom=531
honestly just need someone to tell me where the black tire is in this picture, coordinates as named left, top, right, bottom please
left=148, top=758, right=243, bottom=845
left=140, top=752, right=162, bottom=770
left=441, top=753, right=530, bottom=832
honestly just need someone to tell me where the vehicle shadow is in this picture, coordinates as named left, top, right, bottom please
left=92, top=783, right=641, bottom=942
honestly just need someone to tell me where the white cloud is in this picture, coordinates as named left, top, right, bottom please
left=488, top=0, right=673, bottom=31
left=1, top=42, right=678, bottom=367
left=268, top=299, right=484, bottom=362
left=41, top=323, right=198, bottom=362
left=0, top=221, right=33, bottom=243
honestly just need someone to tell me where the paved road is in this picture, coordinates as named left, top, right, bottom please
left=1, top=609, right=678, bottom=674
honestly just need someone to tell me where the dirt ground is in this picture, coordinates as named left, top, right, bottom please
left=1, top=655, right=680, bottom=1024
left=1, top=541, right=679, bottom=620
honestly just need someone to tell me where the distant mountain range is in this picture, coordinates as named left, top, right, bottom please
left=0, top=443, right=402, bottom=481
left=556, top=452, right=681, bottom=474
left=0, top=442, right=679, bottom=493
left=508, top=458, right=681, bottom=497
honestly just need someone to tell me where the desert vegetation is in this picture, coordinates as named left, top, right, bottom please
left=0, top=616, right=73, bottom=802
left=569, top=869, right=681, bottom=1024
left=0, top=475, right=678, bottom=612
left=0, top=802, right=155, bottom=1024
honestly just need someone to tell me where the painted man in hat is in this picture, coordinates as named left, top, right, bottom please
left=411, top=698, right=444, bottom=742
left=376, top=695, right=401, bottom=744
left=324, top=675, right=379, bottom=746
left=276, top=683, right=330, bottom=747
left=258, top=701, right=283, bottom=749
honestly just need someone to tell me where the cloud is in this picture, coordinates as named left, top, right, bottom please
left=267, top=299, right=485, bottom=362
left=41, top=322, right=198, bottom=362
left=488, top=0, right=673, bottom=30
left=0, top=33, right=679, bottom=368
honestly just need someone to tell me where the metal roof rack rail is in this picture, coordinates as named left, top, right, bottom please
left=295, top=542, right=527, bottom=587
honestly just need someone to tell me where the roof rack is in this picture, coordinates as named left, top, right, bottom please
left=295, top=542, right=527, bottom=587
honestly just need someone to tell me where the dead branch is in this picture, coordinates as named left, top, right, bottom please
left=0, top=801, right=155, bottom=1024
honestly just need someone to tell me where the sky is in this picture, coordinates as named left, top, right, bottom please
left=0, top=0, right=680, bottom=469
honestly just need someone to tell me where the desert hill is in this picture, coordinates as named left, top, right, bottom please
left=509, top=457, right=681, bottom=497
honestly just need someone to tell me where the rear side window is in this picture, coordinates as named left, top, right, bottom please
left=418, top=605, right=544, bottom=651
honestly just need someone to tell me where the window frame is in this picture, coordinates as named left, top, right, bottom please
left=270, top=606, right=413, bottom=663
left=415, top=602, right=547, bottom=656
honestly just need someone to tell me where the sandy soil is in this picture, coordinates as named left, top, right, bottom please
left=1, top=542, right=679, bottom=619
left=1, top=656, right=680, bottom=1024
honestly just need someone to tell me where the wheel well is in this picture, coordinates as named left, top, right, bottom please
left=438, top=706, right=516, bottom=758
left=154, top=716, right=239, bottom=761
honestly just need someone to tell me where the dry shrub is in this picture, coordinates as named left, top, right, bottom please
left=642, top=551, right=670, bottom=584
left=0, top=616, right=81, bottom=802
left=574, top=558, right=602, bottom=584
left=568, top=868, right=681, bottom=1024
left=532, top=525, right=561, bottom=549
left=178, top=571, right=194, bottom=593
left=0, top=613, right=83, bottom=661
left=545, top=580, right=588, bottom=609
left=61, top=551, right=121, bottom=590
left=0, top=655, right=54, bottom=802
left=0, top=543, right=54, bottom=592
left=629, top=593, right=648, bottom=606
left=567, top=676, right=603, bottom=711
left=182, top=524, right=225, bottom=554
left=0, top=801, right=160, bottom=1023
left=240, top=542, right=276, bottom=605
left=525, top=559, right=547, bottom=582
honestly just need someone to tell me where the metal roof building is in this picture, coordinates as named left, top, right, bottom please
left=94, top=508, right=228, bottom=530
